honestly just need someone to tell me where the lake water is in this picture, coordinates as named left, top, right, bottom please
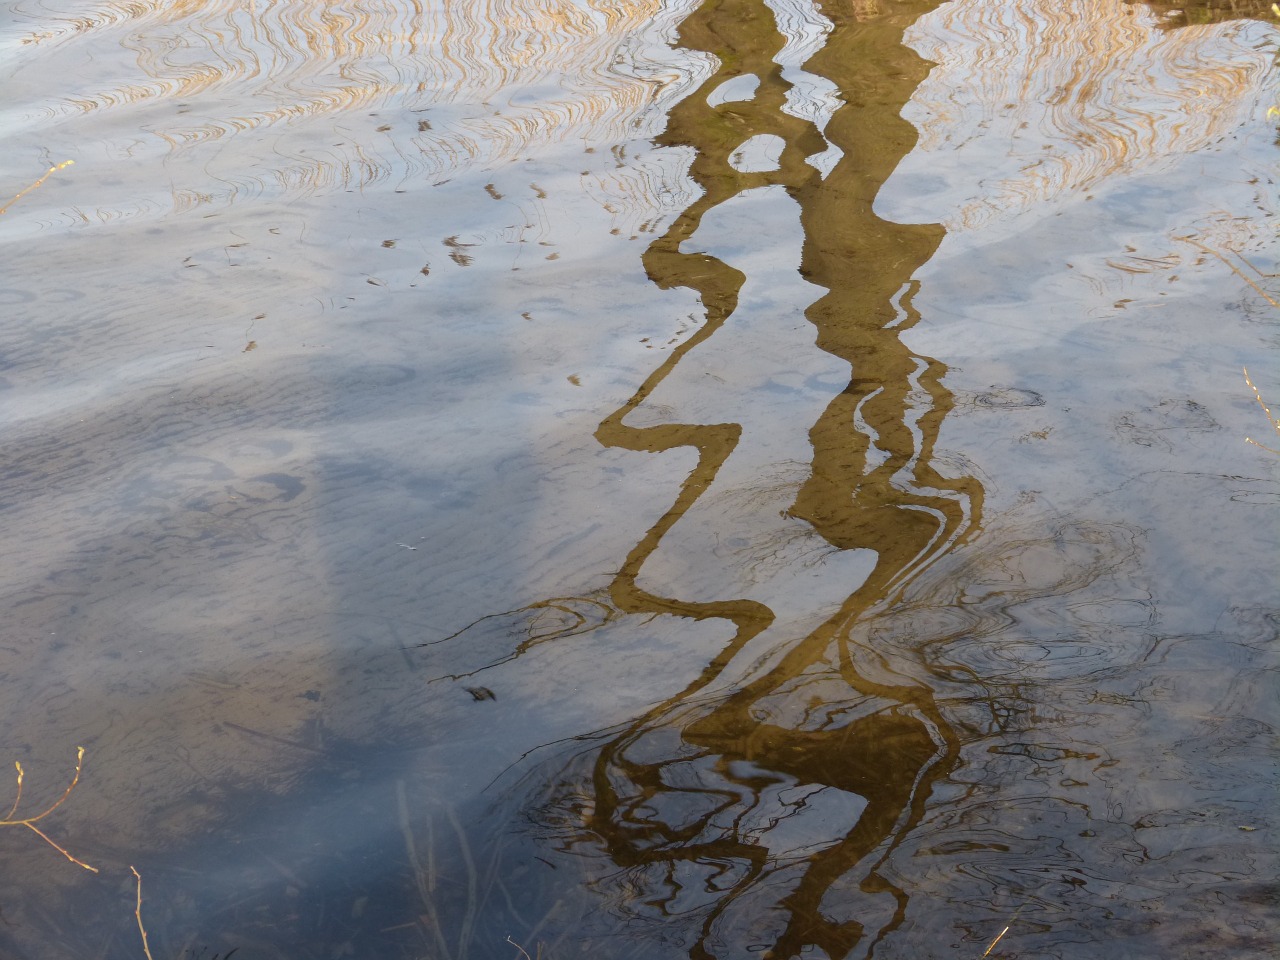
left=1, top=1, right=1277, bottom=958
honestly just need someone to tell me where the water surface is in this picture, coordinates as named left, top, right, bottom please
left=0, top=0, right=1277, bottom=958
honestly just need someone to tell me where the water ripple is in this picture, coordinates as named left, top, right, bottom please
left=888, top=0, right=1278, bottom=231
left=2, top=0, right=707, bottom=227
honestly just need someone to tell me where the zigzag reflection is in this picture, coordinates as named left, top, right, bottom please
left=444, top=1, right=982, bottom=956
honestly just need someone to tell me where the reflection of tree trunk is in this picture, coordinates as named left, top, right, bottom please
left=410, top=1, right=988, bottom=957
left=681, top=703, right=940, bottom=957
left=599, top=0, right=983, bottom=694
left=595, top=0, right=827, bottom=663
left=568, top=1, right=984, bottom=957
left=791, top=0, right=980, bottom=601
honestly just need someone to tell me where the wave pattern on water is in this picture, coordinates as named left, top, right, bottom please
left=1, top=0, right=1277, bottom=956
left=895, top=0, right=1278, bottom=230
left=2, top=0, right=705, bottom=225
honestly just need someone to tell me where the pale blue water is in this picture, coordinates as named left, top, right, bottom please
left=0, top=1, right=1276, bottom=958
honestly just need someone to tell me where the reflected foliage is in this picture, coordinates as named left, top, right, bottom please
left=1138, top=0, right=1277, bottom=26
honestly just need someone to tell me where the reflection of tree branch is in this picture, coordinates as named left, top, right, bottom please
left=421, top=596, right=618, bottom=681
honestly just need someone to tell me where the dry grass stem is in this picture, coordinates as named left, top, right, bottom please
left=1178, top=236, right=1279, bottom=307
left=0, top=160, right=74, bottom=216
left=1243, top=367, right=1280, bottom=454
left=981, top=924, right=1011, bottom=957
left=0, top=747, right=98, bottom=872
left=131, top=866, right=156, bottom=960
left=446, top=802, right=481, bottom=957
left=397, top=780, right=452, bottom=960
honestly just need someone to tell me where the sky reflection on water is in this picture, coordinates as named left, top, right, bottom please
left=0, top=0, right=1277, bottom=958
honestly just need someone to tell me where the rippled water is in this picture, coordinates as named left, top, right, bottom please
left=1, top=1, right=1277, bottom=958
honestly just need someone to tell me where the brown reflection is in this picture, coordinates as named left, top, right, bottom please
left=442, top=0, right=984, bottom=956
left=414, top=0, right=985, bottom=953
left=1138, top=0, right=1276, bottom=27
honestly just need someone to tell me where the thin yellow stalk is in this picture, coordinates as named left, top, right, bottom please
left=0, top=748, right=98, bottom=872
left=131, top=866, right=156, bottom=960
left=1178, top=237, right=1278, bottom=308
left=3, top=762, right=23, bottom=821
left=0, top=160, right=74, bottom=216
left=1244, top=367, right=1280, bottom=454
left=981, top=924, right=1010, bottom=957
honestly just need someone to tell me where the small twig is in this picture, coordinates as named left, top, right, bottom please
left=0, top=160, right=74, bottom=216
left=131, top=866, right=155, bottom=960
left=220, top=720, right=327, bottom=756
left=981, top=924, right=1011, bottom=957
left=12, top=747, right=86, bottom=824
left=506, top=936, right=533, bottom=960
left=980, top=903, right=1025, bottom=958
left=22, top=822, right=97, bottom=872
left=1244, top=367, right=1280, bottom=454
left=0, top=748, right=98, bottom=872
left=2, top=761, right=23, bottom=822
left=1178, top=236, right=1279, bottom=307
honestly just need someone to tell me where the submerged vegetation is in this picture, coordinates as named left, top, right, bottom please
left=1, top=748, right=96, bottom=873
left=1, top=750, right=168, bottom=960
